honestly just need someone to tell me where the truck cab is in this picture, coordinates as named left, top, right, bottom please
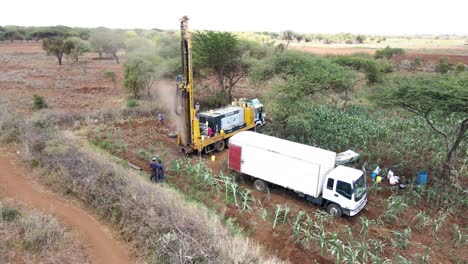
left=236, top=98, right=266, bottom=127
left=321, top=166, right=367, bottom=217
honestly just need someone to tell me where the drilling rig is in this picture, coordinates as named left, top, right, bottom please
left=175, top=16, right=266, bottom=154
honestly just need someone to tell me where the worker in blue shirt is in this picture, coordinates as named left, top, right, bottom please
left=157, top=112, right=164, bottom=127
left=156, top=159, right=164, bottom=184
left=149, top=157, right=158, bottom=182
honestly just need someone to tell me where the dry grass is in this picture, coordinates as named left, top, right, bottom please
left=29, top=104, right=162, bottom=128
left=0, top=101, right=286, bottom=263
left=0, top=201, right=90, bottom=264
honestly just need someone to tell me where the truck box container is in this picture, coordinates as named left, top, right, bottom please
left=229, top=131, right=336, bottom=198
left=199, top=106, right=245, bottom=134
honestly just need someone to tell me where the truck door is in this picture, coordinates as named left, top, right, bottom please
left=228, top=144, right=242, bottom=172
left=333, top=180, right=353, bottom=209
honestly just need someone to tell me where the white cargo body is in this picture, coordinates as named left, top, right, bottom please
left=229, top=131, right=336, bottom=198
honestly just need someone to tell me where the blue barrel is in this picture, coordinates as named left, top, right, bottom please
left=417, top=171, right=428, bottom=185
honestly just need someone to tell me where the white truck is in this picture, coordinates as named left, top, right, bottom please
left=228, top=131, right=367, bottom=217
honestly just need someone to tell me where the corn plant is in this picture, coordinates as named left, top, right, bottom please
left=301, top=218, right=314, bottom=248
left=169, top=159, right=184, bottom=173
left=342, top=225, right=354, bottom=242
left=390, top=227, right=412, bottom=249
left=136, top=148, right=148, bottom=161
left=356, top=241, right=370, bottom=263
left=260, top=208, right=268, bottom=221
left=238, top=189, right=251, bottom=210
left=315, top=209, right=333, bottom=226
left=342, top=244, right=359, bottom=264
left=272, top=205, right=282, bottom=229
left=395, top=255, right=411, bottom=264
left=369, top=253, right=391, bottom=264
left=360, top=216, right=374, bottom=240
left=221, top=174, right=231, bottom=202
left=292, top=211, right=306, bottom=241
left=327, top=231, right=344, bottom=264
left=380, top=195, right=408, bottom=223
left=230, top=181, right=238, bottom=206
left=451, top=224, right=468, bottom=248
left=282, top=206, right=290, bottom=224
left=413, top=210, right=431, bottom=231
left=431, top=209, right=450, bottom=237
left=415, top=246, right=430, bottom=264
left=315, top=229, right=327, bottom=256
left=369, top=239, right=385, bottom=255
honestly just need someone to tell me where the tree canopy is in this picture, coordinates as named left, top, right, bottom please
left=376, top=73, right=468, bottom=176
left=42, top=37, right=71, bottom=65
left=192, top=31, right=245, bottom=103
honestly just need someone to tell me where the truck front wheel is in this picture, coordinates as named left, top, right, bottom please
left=326, top=203, right=343, bottom=217
left=253, top=179, right=267, bottom=192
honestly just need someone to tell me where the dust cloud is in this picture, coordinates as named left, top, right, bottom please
left=150, top=79, right=186, bottom=138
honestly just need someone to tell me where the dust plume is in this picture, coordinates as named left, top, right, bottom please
left=150, top=79, right=185, bottom=136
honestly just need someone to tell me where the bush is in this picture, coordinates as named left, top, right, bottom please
left=375, top=46, right=405, bottom=59
left=1, top=207, right=19, bottom=222
left=126, top=98, right=140, bottom=108
left=455, top=63, right=465, bottom=73
left=435, top=58, right=452, bottom=74
left=331, top=55, right=383, bottom=83
left=33, top=94, right=47, bottom=110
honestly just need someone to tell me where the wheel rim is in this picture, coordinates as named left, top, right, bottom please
left=330, top=206, right=338, bottom=216
left=216, top=141, right=225, bottom=151
left=254, top=181, right=263, bottom=191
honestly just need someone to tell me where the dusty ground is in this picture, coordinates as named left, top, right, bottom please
left=296, top=46, right=468, bottom=64
left=0, top=145, right=133, bottom=264
left=0, top=42, right=126, bottom=114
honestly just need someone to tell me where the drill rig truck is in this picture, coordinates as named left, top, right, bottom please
left=175, top=16, right=266, bottom=154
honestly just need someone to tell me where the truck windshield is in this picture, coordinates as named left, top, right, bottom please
left=353, top=174, right=366, bottom=201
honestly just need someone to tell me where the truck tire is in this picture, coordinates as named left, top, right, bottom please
left=253, top=179, right=267, bottom=192
left=215, top=140, right=225, bottom=152
left=326, top=203, right=343, bottom=217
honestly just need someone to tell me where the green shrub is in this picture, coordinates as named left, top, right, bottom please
left=33, top=94, right=47, bottom=110
left=375, top=46, right=404, bottom=59
left=127, top=98, right=140, bottom=108
left=435, top=58, right=452, bottom=74
left=2, top=207, right=19, bottom=222
left=455, top=63, right=465, bottom=73
left=331, top=55, right=382, bottom=83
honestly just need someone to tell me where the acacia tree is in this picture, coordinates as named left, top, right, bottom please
left=378, top=73, right=468, bottom=176
left=251, top=51, right=355, bottom=135
left=64, top=37, right=90, bottom=62
left=42, top=37, right=72, bottom=65
left=282, top=30, right=295, bottom=48
left=89, top=28, right=125, bottom=64
left=123, top=58, right=145, bottom=98
left=192, top=31, right=244, bottom=103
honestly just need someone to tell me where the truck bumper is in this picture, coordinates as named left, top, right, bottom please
left=346, top=197, right=367, bottom=216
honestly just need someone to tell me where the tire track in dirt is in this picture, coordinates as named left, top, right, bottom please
left=0, top=151, right=132, bottom=264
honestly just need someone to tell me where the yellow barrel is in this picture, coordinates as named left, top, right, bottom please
left=376, top=176, right=382, bottom=183
left=211, top=155, right=216, bottom=162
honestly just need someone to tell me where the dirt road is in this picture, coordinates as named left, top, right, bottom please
left=0, top=149, right=132, bottom=264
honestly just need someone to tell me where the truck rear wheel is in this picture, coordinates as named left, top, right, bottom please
left=215, top=140, right=225, bottom=152
left=253, top=179, right=267, bottom=192
left=326, top=203, right=343, bottom=217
